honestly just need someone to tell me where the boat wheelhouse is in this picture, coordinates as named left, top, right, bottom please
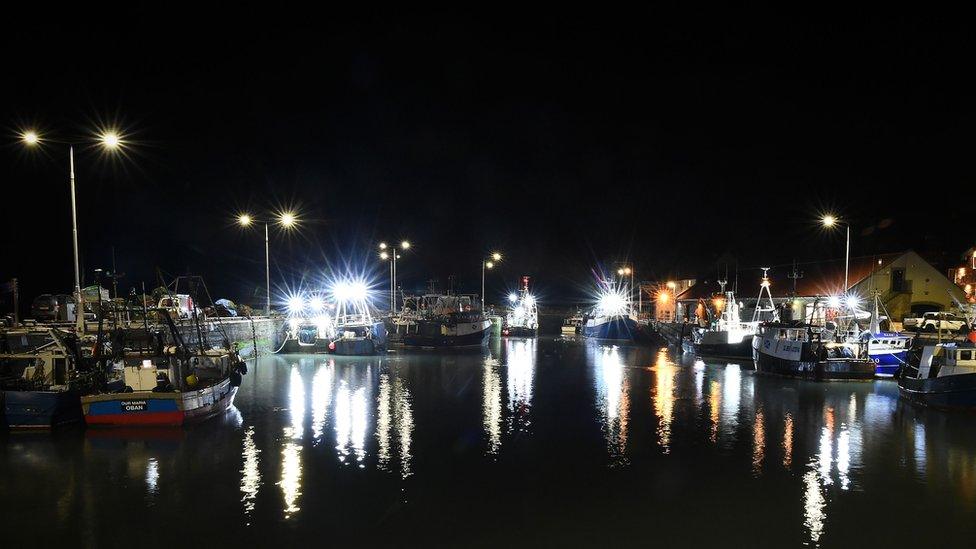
left=751, top=322, right=875, bottom=380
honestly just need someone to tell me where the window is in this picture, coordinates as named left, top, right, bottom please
left=960, top=351, right=972, bottom=361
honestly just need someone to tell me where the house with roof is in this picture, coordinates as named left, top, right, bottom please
left=667, top=250, right=964, bottom=325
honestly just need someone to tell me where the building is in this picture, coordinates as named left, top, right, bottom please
left=670, top=250, right=964, bottom=325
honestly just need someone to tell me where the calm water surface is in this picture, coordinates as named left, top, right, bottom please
left=3, top=336, right=976, bottom=547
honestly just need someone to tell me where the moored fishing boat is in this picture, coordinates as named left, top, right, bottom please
left=503, top=276, right=538, bottom=337
left=897, top=315, right=976, bottom=410
left=1, top=327, right=91, bottom=429
left=81, top=310, right=248, bottom=427
left=583, top=277, right=637, bottom=340
left=402, top=294, right=491, bottom=349
left=329, top=280, right=387, bottom=355
left=752, top=321, right=875, bottom=380
left=692, top=277, right=776, bottom=359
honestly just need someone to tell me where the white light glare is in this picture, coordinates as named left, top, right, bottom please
left=598, top=290, right=627, bottom=316
left=827, top=295, right=841, bottom=308
left=309, top=296, right=324, bottom=312
left=508, top=293, right=519, bottom=303
left=287, top=295, right=306, bottom=315
left=333, top=280, right=369, bottom=302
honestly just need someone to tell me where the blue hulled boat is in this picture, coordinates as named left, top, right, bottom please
left=583, top=276, right=637, bottom=341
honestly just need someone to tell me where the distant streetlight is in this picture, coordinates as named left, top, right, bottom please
left=482, top=252, right=502, bottom=310
left=821, top=214, right=851, bottom=291
left=19, top=127, right=125, bottom=333
left=379, top=240, right=410, bottom=313
left=238, top=211, right=299, bottom=315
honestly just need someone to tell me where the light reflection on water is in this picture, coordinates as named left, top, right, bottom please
left=9, top=338, right=976, bottom=546
left=592, top=344, right=630, bottom=466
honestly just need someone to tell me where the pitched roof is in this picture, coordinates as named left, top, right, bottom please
left=676, top=252, right=906, bottom=300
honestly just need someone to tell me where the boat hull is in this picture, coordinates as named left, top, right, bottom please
left=583, top=317, right=637, bottom=340
left=504, top=326, right=537, bottom=337
left=871, top=350, right=909, bottom=377
left=82, top=377, right=238, bottom=427
left=2, top=390, right=83, bottom=429
left=695, top=338, right=753, bottom=359
left=898, top=372, right=976, bottom=411
left=402, top=325, right=491, bottom=348
left=753, top=350, right=875, bottom=380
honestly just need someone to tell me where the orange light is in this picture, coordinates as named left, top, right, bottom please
left=658, top=292, right=670, bottom=303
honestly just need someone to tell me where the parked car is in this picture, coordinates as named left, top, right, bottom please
left=903, top=311, right=968, bottom=332
left=30, top=294, right=76, bottom=322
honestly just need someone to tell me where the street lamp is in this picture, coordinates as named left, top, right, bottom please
left=822, top=214, right=851, bottom=291
left=482, top=252, right=502, bottom=310
left=378, top=240, right=410, bottom=313
left=238, top=211, right=298, bottom=315
left=20, top=128, right=123, bottom=333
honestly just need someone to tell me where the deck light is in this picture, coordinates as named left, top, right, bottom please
left=509, top=293, right=518, bottom=303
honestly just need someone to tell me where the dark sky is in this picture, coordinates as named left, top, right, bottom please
left=1, top=9, right=972, bottom=310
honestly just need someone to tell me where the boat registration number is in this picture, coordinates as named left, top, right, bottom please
left=122, top=400, right=148, bottom=412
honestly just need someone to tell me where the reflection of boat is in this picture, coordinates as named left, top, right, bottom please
left=503, top=276, right=538, bottom=337
left=898, top=341, right=976, bottom=410
left=752, top=322, right=875, bottom=380
left=402, top=294, right=491, bottom=348
left=81, top=310, right=247, bottom=427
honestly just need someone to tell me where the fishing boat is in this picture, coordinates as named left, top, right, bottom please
left=897, top=339, right=976, bottom=410
left=1, top=327, right=90, bottom=429
left=692, top=277, right=776, bottom=359
left=851, top=291, right=911, bottom=377
left=583, top=279, right=637, bottom=340
left=329, top=280, right=387, bottom=355
left=752, top=322, right=875, bottom=380
left=503, top=276, right=538, bottom=337
left=401, top=294, right=491, bottom=348
left=561, top=310, right=583, bottom=335
left=81, top=310, right=247, bottom=427
left=278, top=293, right=335, bottom=353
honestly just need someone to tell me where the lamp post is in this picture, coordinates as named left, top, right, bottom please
left=822, top=215, right=851, bottom=291
left=379, top=240, right=410, bottom=313
left=482, top=252, right=502, bottom=310
left=21, top=129, right=123, bottom=333
left=238, top=212, right=297, bottom=315
left=617, top=265, right=634, bottom=311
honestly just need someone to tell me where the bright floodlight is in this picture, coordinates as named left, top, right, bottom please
left=508, top=293, right=518, bottom=303
left=617, top=268, right=625, bottom=275
left=827, top=295, right=841, bottom=308
left=598, top=291, right=627, bottom=315
left=380, top=251, right=389, bottom=260
left=333, top=280, right=368, bottom=302
left=279, top=212, right=297, bottom=227
left=822, top=215, right=837, bottom=228
left=379, top=242, right=388, bottom=250
left=308, top=296, right=324, bottom=312
left=238, top=214, right=252, bottom=226
left=525, top=295, right=535, bottom=306
left=623, top=267, right=632, bottom=275
left=845, top=295, right=860, bottom=310
left=400, top=240, right=411, bottom=250
left=287, top=295, right=306, bottom=315
left=491, top=252, right=502, bottom=262
left=22, top=130, right=40, bottom=146
left=100, top=131, right=121, bottom=150
left=486, top=261, right=494, bottom=269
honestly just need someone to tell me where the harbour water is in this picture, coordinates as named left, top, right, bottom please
left=3, top=336, right=976, bottom=547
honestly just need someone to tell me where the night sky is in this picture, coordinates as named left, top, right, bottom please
left=2, top=10, right=972, bottom=310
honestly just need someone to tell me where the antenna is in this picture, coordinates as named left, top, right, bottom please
left=788, top=259, right=804, bottom=296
